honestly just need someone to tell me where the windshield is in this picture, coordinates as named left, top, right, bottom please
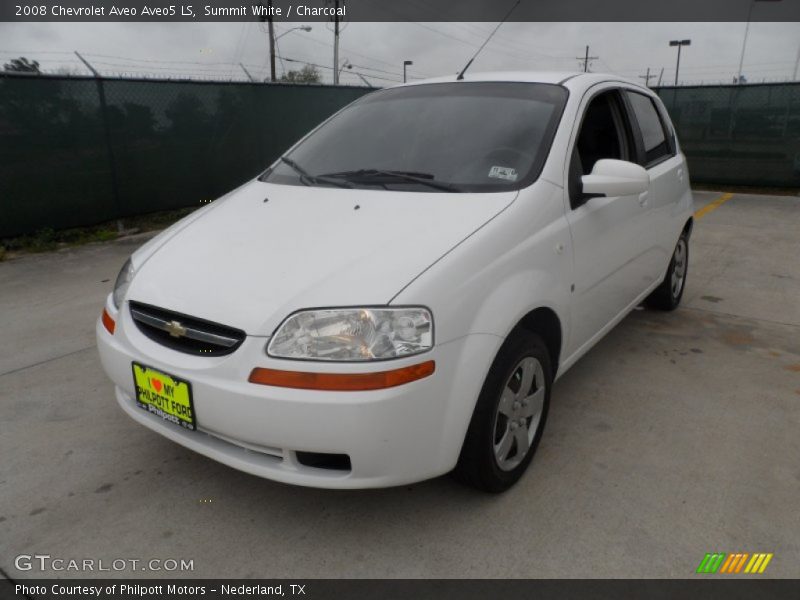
left=260, top=82, right=568, bottom=193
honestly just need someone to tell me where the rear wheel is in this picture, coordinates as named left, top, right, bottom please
left=454, top=331, right=551, bottom=493
left=646, top=231, right=689, bottom=311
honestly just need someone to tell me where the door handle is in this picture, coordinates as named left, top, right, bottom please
left=677, top=168, right=684, bottom=181
left=638, top=191, right=649, bottom=207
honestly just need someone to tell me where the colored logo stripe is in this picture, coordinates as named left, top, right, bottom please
left=719, top=553, right=749, bottom=573
left=745, top=553, right=773, bottom=574
left=697, top=552, right=773, bottom=574
left=697, top=553, right=726, bottom=573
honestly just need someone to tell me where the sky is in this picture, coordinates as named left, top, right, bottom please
left=0, top=21, right=798, bottom=86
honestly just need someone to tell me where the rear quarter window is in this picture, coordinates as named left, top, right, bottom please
left=626, top=91, right=674, bottom=167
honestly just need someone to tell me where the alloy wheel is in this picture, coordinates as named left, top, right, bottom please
left=671, top=238, right=687, bottom=298
left=492, top=356, right=546, bottom=471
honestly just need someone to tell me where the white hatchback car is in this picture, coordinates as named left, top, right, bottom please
left=98, top=72, right=693, bottom=492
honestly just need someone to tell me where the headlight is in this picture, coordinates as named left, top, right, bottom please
left=112, top=258, right=135, bottom=309
left=268, top=307, right=433, bottom=361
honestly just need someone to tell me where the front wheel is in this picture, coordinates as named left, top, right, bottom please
left=646, top=231, right=689, bottom=311
left=454, top=331, right=552, bottom=493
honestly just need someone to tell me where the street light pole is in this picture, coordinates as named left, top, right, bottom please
left=669, top=39, right=691, bottom=86
left=403, top=60, right=413, bottom=83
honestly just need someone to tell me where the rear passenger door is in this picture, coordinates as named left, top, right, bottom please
left=564, top=86, right=653, bottom=355
left=623, top=89, right=685, bottom=278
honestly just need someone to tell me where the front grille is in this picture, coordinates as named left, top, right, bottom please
left=129, top=301, right=246, bottom=356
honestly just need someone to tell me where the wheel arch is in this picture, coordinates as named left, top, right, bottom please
left=683, top=216, right=694, bottom=240
left=511, top=307, right=563, bottom=378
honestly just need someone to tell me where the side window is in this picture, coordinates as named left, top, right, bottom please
left=626, top=91, right=673, bottom=167
left=569, top=90, right=632, bottom=208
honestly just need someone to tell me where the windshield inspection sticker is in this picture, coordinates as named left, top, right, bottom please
left=488, top=166, right=518, bottom=181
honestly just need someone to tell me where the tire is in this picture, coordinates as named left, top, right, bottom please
left=454, top=330, right=552, bottom=493
left=646, top=231, right=689, bottom=311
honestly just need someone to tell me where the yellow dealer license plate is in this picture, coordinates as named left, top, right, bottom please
left=132, top=362, right=196, bottom=431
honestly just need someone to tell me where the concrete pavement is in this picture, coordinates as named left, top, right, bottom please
left=1, top=191, right=798, bottom=578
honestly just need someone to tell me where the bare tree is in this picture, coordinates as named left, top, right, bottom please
left=279, top=65, right=321, bottom=84
left=3, top=57, right=41, bottom=73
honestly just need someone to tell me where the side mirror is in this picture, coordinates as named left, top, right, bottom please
left=581, top=159, right=649, bottom=197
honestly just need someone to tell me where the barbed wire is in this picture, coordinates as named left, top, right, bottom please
left=1, top=49, right=797, bottom=86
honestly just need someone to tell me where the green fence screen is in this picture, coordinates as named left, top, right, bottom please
left=1, top=76, right=799, bottom=237
left=0, top=73, right=370, bottom=238
left=655, top=83, right=800, bottom=188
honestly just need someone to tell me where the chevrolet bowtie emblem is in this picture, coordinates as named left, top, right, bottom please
left=165, top=320, right=187, bottom=338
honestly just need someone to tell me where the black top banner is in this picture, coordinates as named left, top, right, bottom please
left=2, top=0, right=799, bottom=22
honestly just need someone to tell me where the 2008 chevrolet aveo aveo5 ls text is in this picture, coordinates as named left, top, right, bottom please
left=97, top=72, right=693, bottom=492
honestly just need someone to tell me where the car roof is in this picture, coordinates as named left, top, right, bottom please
left=401, top=71, right=651, bottom=94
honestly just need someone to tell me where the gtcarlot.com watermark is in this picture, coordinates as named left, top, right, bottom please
left=14, top=554, right=194, bottom=572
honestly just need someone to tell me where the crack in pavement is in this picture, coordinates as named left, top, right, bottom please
left=0, top=345, right=96, bottom=378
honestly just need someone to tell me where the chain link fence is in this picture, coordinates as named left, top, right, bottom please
left=0, top=73, right=370, bottom=237
left=655, top=82, right=800, bottom=188
left=1, top=75, right=799, bottom=237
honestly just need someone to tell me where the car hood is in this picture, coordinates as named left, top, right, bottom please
left=127, top=180, right=516, bottom=336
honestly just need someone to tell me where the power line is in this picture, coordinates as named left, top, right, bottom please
left=398, top=3, right=575, bottom=61
left=275, top=29, right=433, bottom=78
left=408, top=21, right=540, bottom=65
left=283, top=56, right=400, bottom=83
left=275, top=54, right=400, bottom=83
left=347, top=5, right=556, bottom=67
left=0, top=49, right=400, bottom=82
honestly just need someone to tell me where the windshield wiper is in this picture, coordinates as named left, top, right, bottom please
left=278, top=156, right=354, bottom=189
left=320, top=169, right=462, bottom=193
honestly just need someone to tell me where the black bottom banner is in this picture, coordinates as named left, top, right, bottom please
left=4, top=579, right=800, bottom=600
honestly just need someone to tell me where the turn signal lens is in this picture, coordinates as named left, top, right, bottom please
left=102, top=308, right=116, bottom=335
left=248, top=360, right=435, bottom=391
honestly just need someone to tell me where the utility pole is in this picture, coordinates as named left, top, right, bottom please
left=259, top=2, right=276, bottom=81
left=639, top=67, right=656, bottom=87
left=576, top=45, right=598, bottom=73
left=267, top=0, right=276, bottom=82
left=657, top=67, right=665, bottom=86
left=332, top=0, right=341, bottom=85
left=669, top=39, right=691, bottom=85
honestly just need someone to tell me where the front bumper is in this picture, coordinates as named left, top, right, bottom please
left=96, top=297, right=501, bottom=489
